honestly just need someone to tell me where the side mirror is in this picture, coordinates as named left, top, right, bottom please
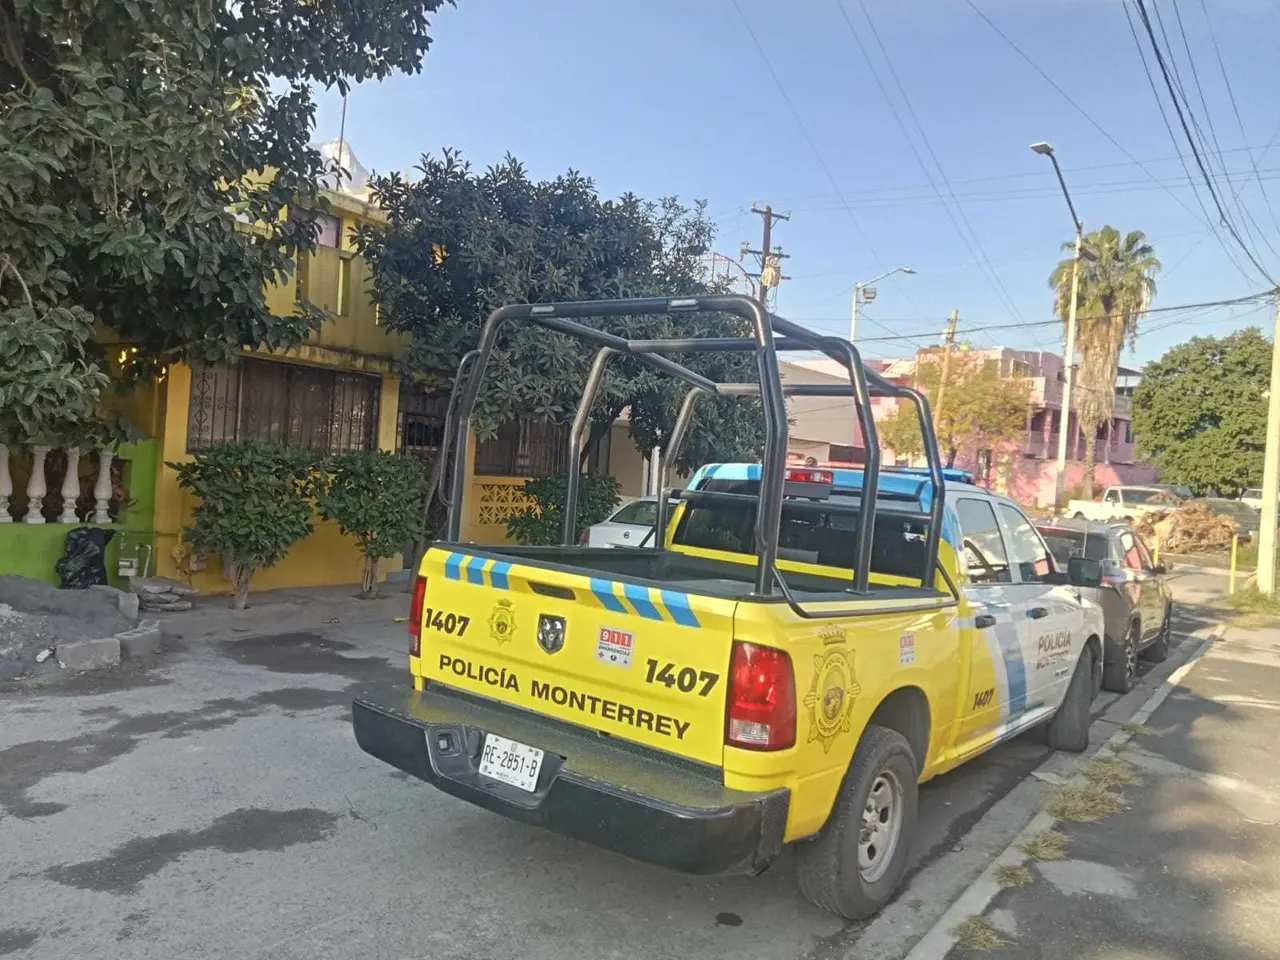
left=1068, top=556, right=1103, bottom=588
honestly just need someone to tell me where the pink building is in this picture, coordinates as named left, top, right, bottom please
left=794, top=348, right=1158, bottom=507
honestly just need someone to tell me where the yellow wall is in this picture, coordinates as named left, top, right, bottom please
left=151, top=363, right=405, bottom=594
left=609, top=421, right=649, bottom=498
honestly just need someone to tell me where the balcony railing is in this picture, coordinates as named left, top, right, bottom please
left=0, top=443, right=119, bottom=524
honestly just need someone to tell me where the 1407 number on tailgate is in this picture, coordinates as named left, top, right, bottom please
left=644, top=658, right=719, bottom=696
left=422, top=607, right=470, bottom=637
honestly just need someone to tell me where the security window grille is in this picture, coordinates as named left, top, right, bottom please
left=187, top=358, right=379, bottom=454
left=474, top=419, right=610, bottom=477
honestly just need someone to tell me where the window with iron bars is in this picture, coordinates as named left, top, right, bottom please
left=186, top=357, right=380, bottom=455
left=474, top=418, right=611, bottom=477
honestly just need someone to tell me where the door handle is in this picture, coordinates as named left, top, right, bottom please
left=975, top=614, right=997, bottom=629
left=1027, top=607, right=1049, bottom=620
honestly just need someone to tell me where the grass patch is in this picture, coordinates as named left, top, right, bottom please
left=1046, top=784, right=1127, bottom=822
left=995, top=863, right=1035, bottom=889
left=1218, top=586, right=1280, bottom=621
left=1017, top=828, right=1068, bottom=861
left=1083, top=754, right=1139, bottom=790
left=952, top=915, right=1008, bottom=951
left=1119, top=722, right=1159, bottom=737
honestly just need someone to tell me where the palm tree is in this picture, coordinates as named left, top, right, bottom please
left=1049, top=226, right=1160, bottom=498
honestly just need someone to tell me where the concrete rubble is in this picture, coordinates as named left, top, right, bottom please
left=0, top=574, right=163, bottom=681
left=130, top=576, right=198, bottom=614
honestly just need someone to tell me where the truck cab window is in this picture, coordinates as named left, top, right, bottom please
left=1104, top=489, right=1119, bottom=504
left=955, top=498, right=1012, bottom=585
left=997, top=504, right=1054, bottom=582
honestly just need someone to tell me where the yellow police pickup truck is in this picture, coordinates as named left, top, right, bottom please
left=352, top=295, right=1106, bottom=919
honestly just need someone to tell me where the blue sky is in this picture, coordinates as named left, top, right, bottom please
left=312, top=0, right=1280, bottom=364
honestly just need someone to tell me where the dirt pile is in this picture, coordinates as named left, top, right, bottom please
left=1146, top=500, right=1238, bottom=553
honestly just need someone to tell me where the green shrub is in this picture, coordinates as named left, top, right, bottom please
left=170, top=443, right=316, bottom=609
left=316, top=451, right=428, bottom=597
left=506, top=474, right=621, bottom=546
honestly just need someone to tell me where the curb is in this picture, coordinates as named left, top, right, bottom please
left=899, top=625, right=1221, bottom=960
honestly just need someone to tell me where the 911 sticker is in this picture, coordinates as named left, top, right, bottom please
left=596, top=627, right=633, bottom=668
left=899, top=633, right=916, bottom=666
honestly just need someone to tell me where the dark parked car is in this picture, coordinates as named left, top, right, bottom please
left=1192, top=497, right=1260, bottom=541
left=1036, top=519, right=1173, bottom=694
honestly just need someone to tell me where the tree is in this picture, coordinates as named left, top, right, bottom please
left=1, top=0, right=455, bottom=439
left=1131, top=328, right=1271, bottom=496
left=1049, top=227, right=1160, bottom=497
left=354, top=151, right=765, bottom=472
left=506, top=475, right=622, bottom=546
left=875, top=349, right=1031, bottom=467
left=171, top=444, right=316, bottom=609
left=316, top=451, right=428, bottom=598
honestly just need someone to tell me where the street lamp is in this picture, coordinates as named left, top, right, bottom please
left=1032, top=141, right=1086, bottom=515
left=851, top=266, right=916, bottom=342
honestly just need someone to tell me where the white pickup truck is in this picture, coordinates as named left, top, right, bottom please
left=1067, top=486, right=1181, bottom=523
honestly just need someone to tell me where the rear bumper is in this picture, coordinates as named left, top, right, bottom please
left=353, top=686, right=789, bottom=876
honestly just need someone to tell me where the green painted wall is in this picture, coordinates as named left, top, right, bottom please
left=0, top=439, right=159, bottom=588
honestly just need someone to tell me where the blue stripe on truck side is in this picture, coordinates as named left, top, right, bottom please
left=444, top=553, right=464, bottom=581
left=622, top=582, right=663, bottom=621
left=660, top=590, right=701, bottom=628
left=462, top=554, right=485, bottom=585
left=489, top=561, right=512, bottom=590
left=590, top=578, right=629, bottom=614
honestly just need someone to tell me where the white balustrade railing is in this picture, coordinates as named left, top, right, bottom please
left=0, top=443, right=120, bottom=524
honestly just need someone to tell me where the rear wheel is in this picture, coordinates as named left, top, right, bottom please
left=1142, top=606, right=1172, bottom=663
left=796, top=725, right=919, bottom=920
left=1045, top=645, right=1094, bottom=752
left=1102, top=624, right=1139, bottom=693
left=1073, top=512, right=1087, bottom=520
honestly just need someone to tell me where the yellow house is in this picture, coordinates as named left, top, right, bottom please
left=143, top=183, right=412, bottom=592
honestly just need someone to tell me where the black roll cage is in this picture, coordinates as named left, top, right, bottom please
left=444, top=294, right=946, bottom=610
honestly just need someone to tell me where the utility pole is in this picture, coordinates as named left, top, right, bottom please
left=933, top=309, right=960, bottom=426
left=1054, top=225, right=1084, bottom=515
left=1257, top=288, right=1280, bottom=595
left=742, top=203, right=790, bottom=311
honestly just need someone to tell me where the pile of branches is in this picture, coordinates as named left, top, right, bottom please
left=1147, top=501, right=1238, bottom=554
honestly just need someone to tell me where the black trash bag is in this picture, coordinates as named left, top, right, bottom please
left=56, top=526, right=117, bottom=589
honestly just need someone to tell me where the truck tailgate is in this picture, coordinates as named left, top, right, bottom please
left=413, top=547, right=738, bottom=766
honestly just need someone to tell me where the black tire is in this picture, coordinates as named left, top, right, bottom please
left=1073, top=512, right=1087, bottom=520
left=1142, top=605, right=1172, bottom=663
left=1045, top=645, right=1094, bottom=752
left=1101, top=624, right=1139, bottom=694
left=795, top=725, right=919, bottom=920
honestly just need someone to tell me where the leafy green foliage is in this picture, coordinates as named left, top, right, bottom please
left=316, top=451, right=428, bottom=596
left=506, top=475, right=622, bottom=546
left=170, top=443, right=316, bottom=608
left=1131, top=328, right=1271, bottom=497
left=876, top=349, right=1031, bottom=466
left=1, top=0, right=453, bottom=436
left=1049, top=227, right=1160, bottom=496
left=0, top=257, right=108, bottom=444
left=355, top=151, right=764, bottom=470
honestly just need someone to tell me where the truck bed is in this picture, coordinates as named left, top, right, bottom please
left=448, top=543, right=948, bottom=603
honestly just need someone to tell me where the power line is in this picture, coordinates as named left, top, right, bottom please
left=1197, top=0, right=1280, bottom=237
left=729, top=0, right=925, bottom=315
left=788, top=291, right=1274, bottom=344
left=964, top=0, right=1227, bottom=236
left=832, top=0, right=1022, bottom=340
left=1130, top=0, right=1277, bottom=285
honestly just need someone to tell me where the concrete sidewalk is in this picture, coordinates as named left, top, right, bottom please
left=938, top=621, right=1280, bottom=959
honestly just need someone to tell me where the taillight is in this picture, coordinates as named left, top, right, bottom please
left=579, top=528, right=590, bottom=546
left=409, top=575, right=427, bottom=657
left=726, top=642, right=796, bottom=750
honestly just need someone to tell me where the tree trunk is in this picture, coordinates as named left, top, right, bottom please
left=231, top=566, right=252, bottom=611
left=946, top=447, right=958, bottom=468
left=1081, top=425, right=1099, bottom=501
left=360, top=555, right=379, bottom=599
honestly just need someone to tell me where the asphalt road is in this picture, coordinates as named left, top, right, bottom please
left=0, top=573, right=1224, bottom=960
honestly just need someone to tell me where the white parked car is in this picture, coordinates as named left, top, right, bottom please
left=1066, top=485, right=1182, bottom=524
left=583, top=498, right=678, bottom=548
left=1240, top=488, right=1266, bottom=511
